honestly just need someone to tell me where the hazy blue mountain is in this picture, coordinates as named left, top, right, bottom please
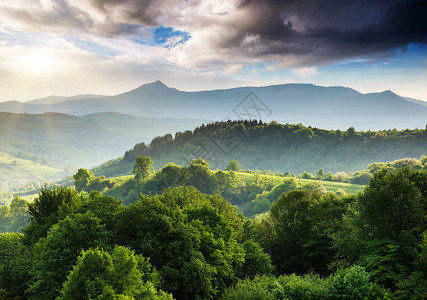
left=1, top=81, right=426, bottom=130
left=28, top=94, right=107, bottom=105
left=403, top=96, right=427, bottom=108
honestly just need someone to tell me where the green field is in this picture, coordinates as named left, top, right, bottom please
left=235, top=172, right=365, bottom=194
left=0, top=151, right=63, bottom=191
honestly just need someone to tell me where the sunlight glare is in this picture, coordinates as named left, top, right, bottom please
left=19, top=52, right=61, bottom=75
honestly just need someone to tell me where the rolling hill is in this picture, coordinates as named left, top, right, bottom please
left=1, top=81, right=426, bottom=130
left=0, top=112, right=206, bottom=190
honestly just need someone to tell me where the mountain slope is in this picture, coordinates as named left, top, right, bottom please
left=1, top=81, right=426, bottom=130
left=0, top=112, right=207, bottom=190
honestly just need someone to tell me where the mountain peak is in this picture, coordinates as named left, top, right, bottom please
left=380, top=90, right=397, bottom=96
left=141, top=80, right=168, bottom=89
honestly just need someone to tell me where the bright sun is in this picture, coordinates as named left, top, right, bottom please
left=19, top=52, right=60, bottom=75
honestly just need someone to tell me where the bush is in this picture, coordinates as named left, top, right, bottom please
left=301, top=171, right=316, bottom=179
left=329, top=266, right=373, bottom=299
left=274, top=273, right=329, bottom=300
left=222, top=276, right=276, bottom=300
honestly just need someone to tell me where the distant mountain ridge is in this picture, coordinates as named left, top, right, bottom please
left=1, top=81, right=426, bottom=130
left=28, top=94, right=108, bottom=105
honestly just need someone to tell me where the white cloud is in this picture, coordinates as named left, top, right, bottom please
left=291, top=67, right=319, bottom=78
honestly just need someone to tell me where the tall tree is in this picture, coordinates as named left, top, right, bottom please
left=73, top=168, right=95, bottom=192
left=24, top=186, right=81, bottom=245
left=132, top=156, right=153, bottom=182
left=225, top=160, right=241, bottom=172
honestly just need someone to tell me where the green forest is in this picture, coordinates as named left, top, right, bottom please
left=0, top=156, right=426, bottom=299
left=92, top=120, right=427, bottom=177
left=0, top=120, right=426, bottom=299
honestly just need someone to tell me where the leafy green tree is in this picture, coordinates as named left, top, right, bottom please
left=241, top=240, right=274, bottom=279
left=329, top=266, right=373, bottom=300
left=60, top=246, right=170, bottom=299
left=152, top=162, right=184, bottom=192
left=113, top=193, right=213, bottom=299
left=225, top=160, right=241, bottom=172
left=257, top=190, right=349, bottom=275
left=185, top=159, right=218, bottom=193
left=74, top=191, right=122, bottom=232
left=132, top=156, right=153, bottom=181
left=334, top=168, right=426, bottom=290
left=28, top=213, right=108, bottom=299
left=350, top=170, right=373, bottom=185
left=73, top=168, right=95, bottom=192
left=222, top=276, right=276, bottom=300
left=301, top=171, right=316, bottom=179
left=273, top=273, right=330, bottom=299
left=396, top=230, right=427, bottom=299
left=316, top=168, right=325, bottom=179
left=0, top=233, right=31, bottom=299
left=8, top=196, right=28, bottom=232
left=358, top=239, right=407, bottom=288
left=0, top=205, right=9, bottom=233
left=112, top=186, right=249, bottom=299
left=357, top=168, right=424, bottom=254
left=24, top=185, right=81, bottom=245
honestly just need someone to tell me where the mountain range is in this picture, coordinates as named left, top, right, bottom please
left=1, top=81, right=426, bottom=130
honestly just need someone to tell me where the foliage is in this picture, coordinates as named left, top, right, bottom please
left=222, top=276, right=276, bottom=300
left=28, top=212, right=109, bottom=299
left=274, top=273, right=330, bottom=300
left=59, top=246, right=170, bottom=299
left=112, top=186, right=268, bottom=299
left=256, top=190, right=350, bottom=275
left=329, top=266, right=373, bottom=299
left=95, top=120, right=427, bottom=177
left=223, top=268, right=378, bottom=300
left=225, top=160, right=241, bottom=172
left=0, top=233, right=31, bottom=299
left=73, top=168, right=95, bottom=192
left=24, top=185, right=81, bottom=245
left=241, top=240, right=274, bottom=279
left=0, top=196, right=29, bottom=233
left=132, top=156, right=153, bottom=182
left=333, top=168, right=427, bottom=291
left=2, top=161, right=426, bottom=299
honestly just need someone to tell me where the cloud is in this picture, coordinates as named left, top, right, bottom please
left=0, top=0, right=426, bottom=70
left=291, top=67, right=318, bottom=78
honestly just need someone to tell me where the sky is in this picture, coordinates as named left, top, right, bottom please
left=0, top=0, right=426, bottom=102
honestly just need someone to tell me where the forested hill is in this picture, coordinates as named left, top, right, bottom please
left=93, top=120, right=427, bottom=177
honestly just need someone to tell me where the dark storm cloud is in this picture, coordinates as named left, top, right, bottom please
left=229, top=0, right=427, bottom=64
left=88, top=0, right=160, bottom=27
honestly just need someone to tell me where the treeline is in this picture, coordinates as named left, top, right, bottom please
left=92, top=120, right=426, bottom=177
left=75, top=158, right=314, bottom=213
left=78, top=156, right=426, bottom=217
left=0, top=167, right=426, bottom=299
left=14, top=152, right=58, bottom=168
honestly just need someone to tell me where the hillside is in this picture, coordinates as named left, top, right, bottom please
left=92, top=120, right=427, bottom=178
left=0, top=112, right=206, bottom=189
left=1, top=81, right=426, bottom=130
left=0, top=152, right=63, bottom=192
